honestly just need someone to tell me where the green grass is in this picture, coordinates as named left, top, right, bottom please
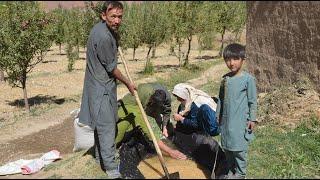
left=157, top=59, right=223, bottom=91
left=248, top=115, right=320, bottom=178
left=200, top=79, right=221, bottom=97
left=143, top=60, right=155, bottom=75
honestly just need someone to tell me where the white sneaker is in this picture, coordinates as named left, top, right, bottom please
left=106, top=169, right=122, bottom=179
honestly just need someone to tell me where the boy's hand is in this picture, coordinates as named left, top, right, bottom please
left=247, top=121, right=256, bottom=130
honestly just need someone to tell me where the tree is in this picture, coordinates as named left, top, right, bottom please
left=167, top=2, right=200, bottom=67
left=81, top=1, right=99, bottom=51
left=119, top=2, right=143, bottom=61
left=0, top=2, right=54, bottom=111
left=229, top=2, right=246, bottom=42
left=64, top=8, right=83, bottom=72
left=196, top=2, right=218, bottom=54
left=50, top=4, right=66, bottom=55
left=182, top=2, right=201, bottom=67
left=0, top=3, right=7, bottom=82
left=139, top=2, right=168, bottom=73
left=211, top=1, right=246, bottom=57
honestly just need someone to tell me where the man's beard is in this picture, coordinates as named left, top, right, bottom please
left=107, top=25, right=120, bottom=45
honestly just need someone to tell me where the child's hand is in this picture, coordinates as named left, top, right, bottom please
left=173, top=113, right=184, bottom=121
left=247, top=121, right=256, bottom=130
left=162, top=126, right=169, bottom=138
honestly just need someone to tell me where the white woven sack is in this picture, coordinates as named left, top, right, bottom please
left=73, top=118, right=94, bottom=152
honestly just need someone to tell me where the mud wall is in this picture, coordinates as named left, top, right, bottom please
left=246, top=1, right=320, bottom=93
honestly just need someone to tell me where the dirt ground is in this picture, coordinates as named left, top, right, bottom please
left=0, top=32, right=238, bottom=178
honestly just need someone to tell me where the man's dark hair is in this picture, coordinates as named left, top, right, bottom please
left=147, top=90, right=166, bottom=109
left=145, top=89, right=166, bottom=118
left=102, top=1, right=123, bottom=13
left=223, top=43, right=246, bottom=60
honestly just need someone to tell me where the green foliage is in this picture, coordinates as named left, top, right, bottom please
left=81, top=1, right=100, bottom=48
left=50, top=4, right=67, bottom=53
left=63, top=8, right=84, bottom=71
left=66, top=44, right=77, bottom=72
left=0, top=1, right=54, bottom=109
left=210, top=1, right=246, bottom=55
left=119, top=2, right=143, bottom=51
left=196, top=2, right=218, bottom=51
left=139, top=2, right=169, bottom=59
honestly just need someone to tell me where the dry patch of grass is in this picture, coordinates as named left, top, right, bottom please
left=257, top=77, right=320, bottom=129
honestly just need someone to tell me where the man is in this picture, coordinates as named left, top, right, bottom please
left=120, top=82, right=187, bottom=160
left=78, top=1, right=135, bottom=178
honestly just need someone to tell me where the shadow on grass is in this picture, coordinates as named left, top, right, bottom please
left=42, top=60, right=58, bottom=63
left=52, top=53, right=67, bottom=56
left=137, top=64, right=180, bottom=75
left=195, top=55, right=219, bottom=60
left=7, top=95, right=66, bottom=107
left=154, top=64, right=180, bottom=70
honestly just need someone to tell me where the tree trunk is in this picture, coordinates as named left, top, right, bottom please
left=146, top=46, right=152, bottom=60
left=178, top=43, right=182, bottom=67
left=0, top=70, right=4, bottom=82
left=169, top=44, right=175, bottom=56
left=145, top=57, right=151, bottom=67
left=234, top=31, right=240, bottom=42
left=184, top=35, right=192, bottom=67
left=23, top=86, right=30, bottom=111
left=40, top=51, right=44, bottom=61
left=77, top=45, right=80, bottom=59
left=133, top=47, right=136, bottom=61
left=218, top=26, right=226, bottom=57
left=151, top=42, right=156, bottom=58
left=59, top=43, right=62, bottom=55
left=21, top=74, right=30, bottom=111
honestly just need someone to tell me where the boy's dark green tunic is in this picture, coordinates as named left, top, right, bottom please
left=78, top=21, right=119, bottom=170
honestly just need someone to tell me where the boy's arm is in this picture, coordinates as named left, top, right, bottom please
left=247, top=76, right=258, bottom=130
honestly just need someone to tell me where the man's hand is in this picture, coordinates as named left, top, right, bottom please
left=247, top=121, right=256, bottom=131
left=112, top=67, right=136, bottom=95
left=173, top=113, right=184, bottom=122
left=126, top=82, right=136, bottom=95
left=168, top=149, right=187, bottom=160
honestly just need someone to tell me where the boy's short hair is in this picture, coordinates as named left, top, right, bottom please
left=223, top=43, right=246, bottom=60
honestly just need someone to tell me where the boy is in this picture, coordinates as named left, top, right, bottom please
left=217, top=43, right=257, bottom=179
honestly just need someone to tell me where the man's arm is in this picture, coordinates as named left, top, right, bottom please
left=158, top=140, right=187, bottom=160
left=112, top=67, right=136, bottom=95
